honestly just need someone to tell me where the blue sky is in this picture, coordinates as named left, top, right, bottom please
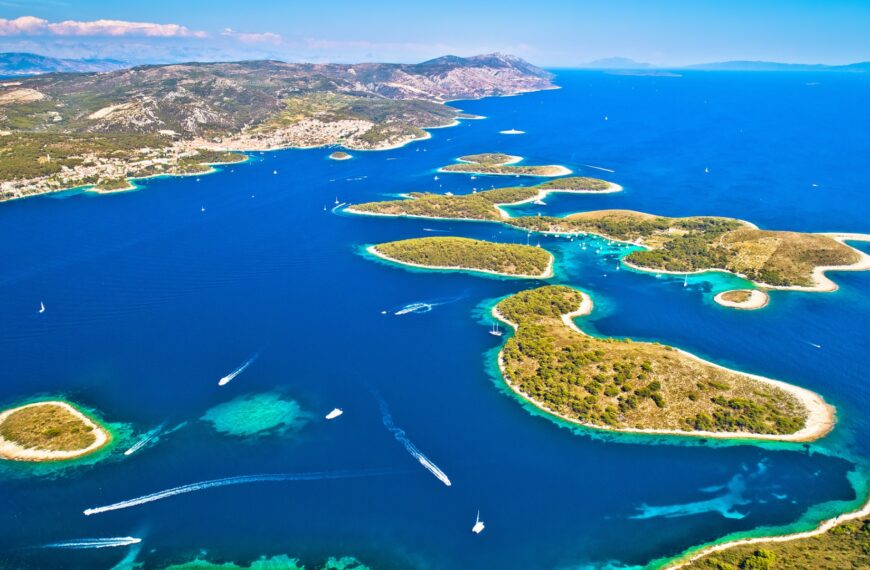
left=0, top=0, right=868, bottom=66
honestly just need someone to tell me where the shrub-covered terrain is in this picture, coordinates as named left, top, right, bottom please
left=349, top=177, right=615, bottom=220
left=496, top=286, right=808, bottom=435
left=373, top=237, right=552, bottom=276
left=684, top=516, right=870, bottom=570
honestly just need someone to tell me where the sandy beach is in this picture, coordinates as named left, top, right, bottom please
left=367, top=245, right=554, bottom=279
left=0, top=401, right=111, bottom=461
left=491, top=291, right=835, bottom=443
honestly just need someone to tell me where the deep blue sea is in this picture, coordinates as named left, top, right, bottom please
left=1, top=70, right=868, bottom=569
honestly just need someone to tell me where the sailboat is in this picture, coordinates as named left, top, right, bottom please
left=472, top=511, right=485, bottom=534
left=489, top=323, right=503, bottom=337
left=38, top=302, right=45, bottom=314
left=334, top=197, right=340, bottom=205
left=273, top=170, right=278, bottom=175
left=683, top=274, right=689, bottom=287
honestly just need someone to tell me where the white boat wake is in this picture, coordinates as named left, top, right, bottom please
left=373, top=391, right=451, bottom=486
left=123, top=422, right=166, bottom=456
left=83, top=470, right=391, bottom=516
left=394, top=302, right=433, bottom=315
left=583, top=164, right=615, bottom=173
left=391, top=293, right=467, bottom=316
left=218, top=353, right=259, bottom=386
left=42, top=537, right=142, bottom=549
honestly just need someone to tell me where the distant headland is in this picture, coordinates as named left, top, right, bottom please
left=0, top=54, right=554, bottom=202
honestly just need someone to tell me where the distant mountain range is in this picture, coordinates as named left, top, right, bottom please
left=580, top=57, right=870, bottom=72
left=0, top=52, right=128, bottom=76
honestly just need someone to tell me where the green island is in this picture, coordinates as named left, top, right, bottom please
left=329, top=151, right=352, bottom=160
left=349, top=191, right=869, bottom=290
left=511, top=210, right=866, bottom=289
left=0, top=400, right=112, bottom=461
left=440, top=152, right=571, bottom=177
left=679, top=513, right=870, bottom=570
left=370, top=236, right=553, bottom=278
left=348, top=177, right=619, bottom=221
left=493, top=285, right=833, bottom=440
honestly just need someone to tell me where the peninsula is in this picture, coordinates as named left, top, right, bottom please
left=0, top=54, right=554, bottom=202
left=0, top=400, right=111, bottom=461
left=347, top=177, right=620, bottom=221
left=493, top=285, right=833, bottom=440
left=349, top=192, right=870, bottom=292
left=440, top=153, right=571, bottom=177
left=676, top=509, right=870, bottom=569
left=369, top=237, right=553, bottom=278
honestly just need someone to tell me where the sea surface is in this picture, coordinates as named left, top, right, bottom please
left=1, top=70, right=869, bottom=569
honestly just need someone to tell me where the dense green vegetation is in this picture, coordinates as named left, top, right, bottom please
left=441, top=162, right=565, bottom=176
left=496, top=286, right=807, bottom=434
left=373, top=237, right=552, bottom=276
left=537, top=176, right=613, bottom=191
left=685, top=516, right=870, bottom=569
left=457, top=153, right=518, bottom=165
left=352, top=195, right=860, bottom=287
left=349, top=177, right=614, bottom=220
left=508, top=211, right=859, bottom=287
left=0, top=402, right=99, bottom=452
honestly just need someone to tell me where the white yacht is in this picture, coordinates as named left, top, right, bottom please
left=325, top=408, right=344, bottom=420
left=489, top=323, right=503, bottom=337
left=38, top=301, right=45, bottom=314
left=472, top=511, right=485, bottom=534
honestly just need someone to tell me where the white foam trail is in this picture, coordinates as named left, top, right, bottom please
left=331, top=202, right=347, bottom=212
left=124, top=422, right=166, bottom=456
left=374, top=393, right=451, bottom=486
left=42, top=537, right=141, bottom=549
left=218, top=353, right=259, bottom=386
left=583, top=164, right=615, bottom=173
left=395, top=302, right=433, bottom=315
left=83, top=470, right=390, bottom=516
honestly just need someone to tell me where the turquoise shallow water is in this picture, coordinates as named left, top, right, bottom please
left=0, top=70, right=868, bottom=569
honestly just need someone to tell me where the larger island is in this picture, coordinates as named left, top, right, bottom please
left=0, top=54, right=554, bottom=201
left=349, top=189, right=870, bottom=292
left=492, top=285, right=833, bottom=440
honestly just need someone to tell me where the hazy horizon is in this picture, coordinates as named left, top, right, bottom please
left=0, top=0, right=868, bottom=67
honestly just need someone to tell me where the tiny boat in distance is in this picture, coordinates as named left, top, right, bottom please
left=489, top=323, right=503, bottom=337
left=325, top=408, right=343, bottom=420
left=472, top=511, right=485, bottom=534
left=273, top=170, right=278, bottom=175
left=38, top=301, right=45, bottom=314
